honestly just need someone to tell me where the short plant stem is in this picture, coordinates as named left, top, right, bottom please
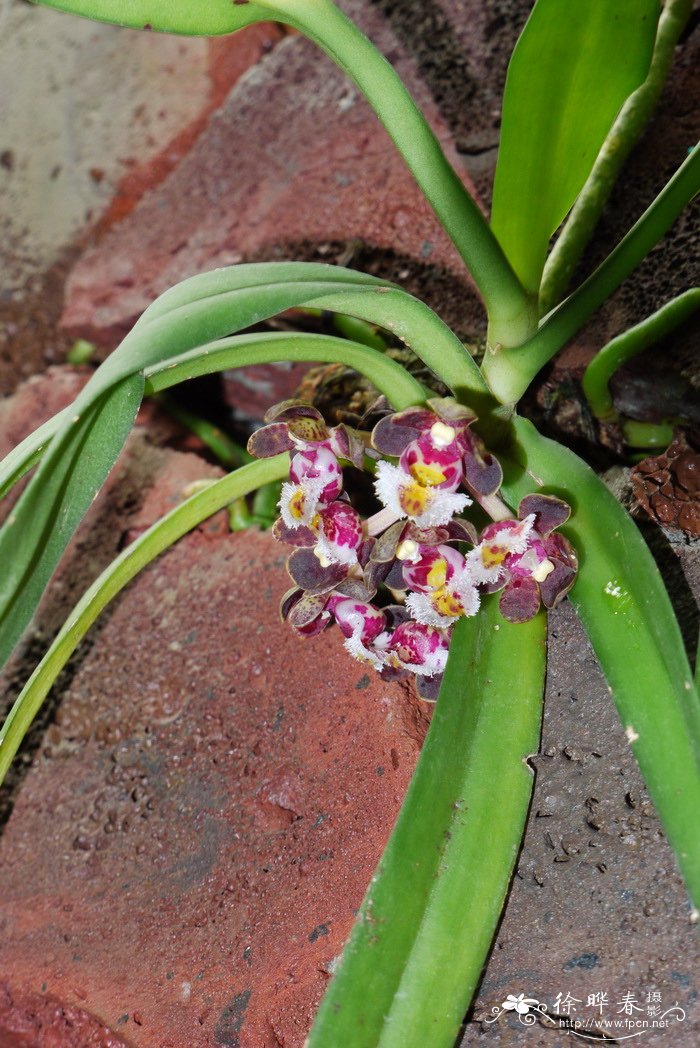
left=153, top=392, right=252, bottom=468
left=482, top=143, right=700, bottom=404
left=365, top=506, right=399, bottom=538
left=582, top=288, right=700, bottom=420
left=477, top=492, right=514, bottom=521
left=539, top=0, right=695, bottom=315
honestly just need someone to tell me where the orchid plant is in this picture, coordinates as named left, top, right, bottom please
left=2, top=2, right=699, bottom=1046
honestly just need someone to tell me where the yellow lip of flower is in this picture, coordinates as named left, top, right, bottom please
left=399, top=480, right=431, bottom=517
left=426, top=559, right=449, bottom=589
left=481, top=543, right=508, bottom=568
left=409, top=461, right=447, bottom=487
left=432, top=586, right=463, bottom=618
left=289, top=489, right=307, bottom=520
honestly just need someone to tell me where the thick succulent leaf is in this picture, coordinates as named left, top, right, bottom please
left=0, top=456, right=290, bottom=785
left=0, top=374, right=143, bottom=667
left=491, top=0, right=658, bottom=294
left=500, top=417, right=700, bottom=905
left=309, top=603, right=546, bottom=1047
left=31, top=0, right=268, bottom=35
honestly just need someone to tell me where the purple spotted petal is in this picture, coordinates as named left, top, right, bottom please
left=287, top=547, right=347, bottom=594
left=462, top=434, right=503, bottom=497
left=316, top=502, right=364, bottom=565
left=334, top=577, right=377, bottom=602
left=371, top=408, right=435, bottom=456
left=539, top=533, right=578, bottom=608
left=283, top=589, right=335, bottom=636
left=272, top=517, right=316, bottom=548
left=247, top=422, right=295, bottom=458
left=518, top=493, right=571, bottom=536
left=416, top=672, right=444, bottom=702
left=289, top=447, right=343, bottom=504
left=387, top=621, right=450, bottom=676
left=402, top=544, right=464, bottom=592
left=330, top=424, right=366, bottom=468
left=400, top=436, right=463, bottom=492
left=498, top=577, right=542, bottom=623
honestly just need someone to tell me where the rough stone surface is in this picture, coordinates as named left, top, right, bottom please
left=0, top=531, right=427, bottom=1048
left=0, top=5, right=283, bottom=397
left=0, top=982, right=130, bottom=1048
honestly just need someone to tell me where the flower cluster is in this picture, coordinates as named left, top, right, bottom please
left=248, top=397, right=577, bottom=701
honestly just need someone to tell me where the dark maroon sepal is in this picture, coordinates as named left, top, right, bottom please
left=272, top=517, right=316, bottom=547
left=481, top=576, right=508, bottom=595
left=371, top=408, right=433, bottom=456
left=518, top=493, right=571, bottom=536
left=371, top=520, right=405, bottom=563
left=442, top=517, right=479, bottom=546
left=539, top=561, right=577, bottom=609
left=364, top=558, right=391, bottom=591
left=357, top=538, right=375, bottom=568
left=498, top=577, right=541, bottom=623
left=264, top=400, right=328, bottom=444
left=384, top=559, right=408, bottom=591
left=247, top=422, right=295, bottom=458
left=379, top=665, right=410, bottom=683
left=416, top=672, right=444, bottom=702
left=334, top=577, right=377, bottom=602
left=287, top=547, right=346, bottom=594
left=383, top=604, right=412, bottom=629
left=284, top=590, right=330, bottom=636
left=539, top=534, right=578, bottom=608
left=264, top=399, right=323, bottom=424
left=462, top=438, right=503, bottom=497
left=280, top=586, right=303, bottom=622
left=332, top=424, right=365, bottom=468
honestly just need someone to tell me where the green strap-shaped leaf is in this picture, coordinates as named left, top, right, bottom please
left=500, top=417, right=700, bottom=905
left=0, top=373, right=143, bottom=666
left=491, top=0, right=658, bottom=295
left=31, top=0, right=268, bottom=34
left=144, top=331, right=427, bottom=404
left=309, top=605, right=546, bottom=1048
left=0, top=455, right=290, bottom=785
